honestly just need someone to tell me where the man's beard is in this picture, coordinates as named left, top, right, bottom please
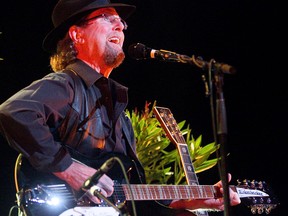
left=104, top=46, right=125, bottom=68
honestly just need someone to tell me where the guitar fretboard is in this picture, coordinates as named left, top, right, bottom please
left=114, top=184, right=218, bottom=200
left=178, top=144, right=199, bottom=185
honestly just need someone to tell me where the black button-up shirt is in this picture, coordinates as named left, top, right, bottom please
left=0, top=60, right=136, bottom=173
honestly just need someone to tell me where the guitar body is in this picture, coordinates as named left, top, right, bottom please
left=16, top=153, right=196, bottom=216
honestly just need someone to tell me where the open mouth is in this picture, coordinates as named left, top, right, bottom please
left=108, top=37, right=120, bottom=44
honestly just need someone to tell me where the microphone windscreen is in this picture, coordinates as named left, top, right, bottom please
left=128, top=43, right=146, bottom=59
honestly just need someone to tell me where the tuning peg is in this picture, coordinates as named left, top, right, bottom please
left=236, top=179, right=241, bottom=185
left=257, top=206, right=264, bottom=214
left=250, top=206, right=257, bottom=214
left=247, top=181, right=254, bottom=189
left=258, top=181, right=263, bottom=190
left=252, top=197, right=257, bottom=204
left=265, top=205, right=272, bottom=214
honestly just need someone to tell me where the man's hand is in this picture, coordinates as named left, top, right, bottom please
left=53, top=161, right=114, bottom=203
left=169, top=173, right=241, bottom=211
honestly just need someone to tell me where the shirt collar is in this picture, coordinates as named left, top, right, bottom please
left=65, top=59, right=129, bottom=101
left=66, top=59, right=102, bottom=88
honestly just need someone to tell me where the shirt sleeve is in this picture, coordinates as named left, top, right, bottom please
left=0, top=73, right=75, bottom=172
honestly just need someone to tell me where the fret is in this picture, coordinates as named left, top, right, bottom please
left=157, top=185, right=163, bottom=199
left=145, top=185, right=150, bottom=200
left=184, top=185, right=191, bottom=198
left=173, top=187, right=179, bottom=197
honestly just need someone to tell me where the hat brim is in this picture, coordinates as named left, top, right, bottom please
left=42, top=3, right=136, bottom=53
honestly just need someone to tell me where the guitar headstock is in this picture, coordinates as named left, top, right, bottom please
left=236, top=179, right=279, bottom=214
left=153, top=106, right=184, bottom=146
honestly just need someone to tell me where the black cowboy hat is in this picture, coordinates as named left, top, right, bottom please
left=42, top=0, right=136, bottom=53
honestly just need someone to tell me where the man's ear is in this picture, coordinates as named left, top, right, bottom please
left=69, top=26, right=84, bottom=44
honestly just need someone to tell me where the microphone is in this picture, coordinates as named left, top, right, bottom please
left=128, top=43, right=236, bottom=74
left=128, top=42, right=185, bottom=62
left=82, top=157, right=115, bottom=190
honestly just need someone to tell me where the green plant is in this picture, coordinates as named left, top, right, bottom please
left=125, top=101, right=219, bottom=185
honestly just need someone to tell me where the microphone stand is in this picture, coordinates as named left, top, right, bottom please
left=171, top=53, right=234, bottom=215
left=213, top=63, right=230, bottom=216
left=200, top=58, right=232, bottom=216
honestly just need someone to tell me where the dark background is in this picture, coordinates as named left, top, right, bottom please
left=0, top=0, right=286, bottom=215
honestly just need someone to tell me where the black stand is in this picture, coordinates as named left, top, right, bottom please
left=214, top=68, right=230, bottom=216
left=198, top=58, right=235, bottom=216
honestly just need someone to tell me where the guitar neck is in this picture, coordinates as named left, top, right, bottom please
left=118, top=184, right=221, bottom=201
left=116, top=183, right=270, bottom=201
